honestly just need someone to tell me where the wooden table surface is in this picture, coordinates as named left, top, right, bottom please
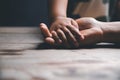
left=0, top=27, right=120, bottom=80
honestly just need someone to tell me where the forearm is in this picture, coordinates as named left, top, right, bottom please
left=101, top=22, right=120, bottom=43
left=48, top=0, right=68, bottom=22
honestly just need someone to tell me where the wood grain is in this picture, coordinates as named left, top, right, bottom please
left=0, top=27, right=40, bottom=33
left=0, top=27, right=43, bottom=50
left=0, top=33, right=43, bottom=43
left=0, top=27, right=120, bottom=80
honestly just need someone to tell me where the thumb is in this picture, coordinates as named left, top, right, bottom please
left=75, top=18, right=84, bottom=27
left=71, top=19, right=79, bottom=29
left=75, top=18, right=88, bottom=30
left=40, top=23, right=52, bottom=37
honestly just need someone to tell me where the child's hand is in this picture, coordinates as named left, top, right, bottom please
left=50, top=17, right=84, bottom=48
left=50, top=17, right=78, bottom=31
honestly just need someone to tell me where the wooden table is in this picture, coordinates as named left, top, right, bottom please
left=0, top=27, right=120, bottom=80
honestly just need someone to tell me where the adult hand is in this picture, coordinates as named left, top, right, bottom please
left=76, top=17, right=103, bottom=46
left=40, top=23, right=55, bottom=45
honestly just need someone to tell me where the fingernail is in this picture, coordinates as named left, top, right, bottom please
left=40, top=23, right=45, bottom=26
left=40, top=23, right=43, bottom=25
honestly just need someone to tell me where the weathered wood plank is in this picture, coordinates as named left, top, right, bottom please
left=0, top=27, right=44, bottom=50
left=0, top=49, right=120, bottom=80
left=1, top=63, right=120, bottom=80
left=0, top=33, right=43, bottom=43
left=0, top=27, right=120, bottom=80
left=0, top=27, right=41, bottom=33
left=1, top=49, right=120, bottom=66
left=0, top=33, right=43, bottom=50
left=0, top=43, right=39, bottom=51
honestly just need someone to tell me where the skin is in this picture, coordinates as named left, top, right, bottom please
left=40, top=17, right=120, bottom=48
left=48, top=0, right=84, bottom=48
left=41, top=0, right=120, bottom=48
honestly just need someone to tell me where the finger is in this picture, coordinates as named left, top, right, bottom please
left=45, top=37, right=55, bottom=45
left=57, top=29, right=70, bottom=48
left=71, top=19, right=79, bottom=28
left=76, top=18, right=92, bottom=30
left=66, top=25, right=84, bottom=42
left=50, top=24, right=62, bottom=32
left=40, top=23, right=52, bottom=37
left=61, top=27, right=79, bottom=48
left=51, top=31, right=62, bottom=45
left=75, top=18, right=85, bottom=27
left=75, top=18, right=86, bottom=30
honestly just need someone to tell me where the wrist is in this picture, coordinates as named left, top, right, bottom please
left=100, top=22, right=112, bottom=43
left=51, top=15, right=67, bottom=21
left=49, top=15, right=67, bottom=25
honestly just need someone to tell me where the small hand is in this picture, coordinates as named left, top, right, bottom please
left=40, top=22, right=84, bottom=48
left=50, top=17, right=84, bottom=48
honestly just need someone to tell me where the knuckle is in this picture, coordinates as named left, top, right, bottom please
left=51, top=31, right=56, bottom=35
left=64, top=28, right=70, bottom=34
left=57, top=29, right=61, bottom=33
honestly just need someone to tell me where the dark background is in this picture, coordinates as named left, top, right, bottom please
left=0, top=0, right=48, bottom=26
left=0, top=0, right=120, bottom=27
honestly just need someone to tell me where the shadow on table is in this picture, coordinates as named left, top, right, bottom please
left=0, top=43, right=119, bottom=55
left=36, top=43, right=120, bottom=50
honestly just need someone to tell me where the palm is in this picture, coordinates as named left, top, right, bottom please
left=76, top=18, right=103, bottom=46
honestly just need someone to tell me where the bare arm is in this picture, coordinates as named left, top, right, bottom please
left=101, top=22, right=120, bottom=43
left=48, top=0, right=83, bottom=48
left=48, top=0, right=68, bottom=22
left=40, top=18, right=120, bottom=48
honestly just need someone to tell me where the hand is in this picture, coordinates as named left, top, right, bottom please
left=40, top=17, right=104, bottom=48
left=50, top=16, right=78, bottom=31
left=40, top=22, right=84, bottom=48
left=50, top=17, right=84, bottom=48
left=76, top=17, right=104, bottom=46
left=40, top=23, right=55, bottom=45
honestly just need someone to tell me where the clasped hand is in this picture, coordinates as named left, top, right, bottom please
left=40, top=17, right=103, bottom=48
